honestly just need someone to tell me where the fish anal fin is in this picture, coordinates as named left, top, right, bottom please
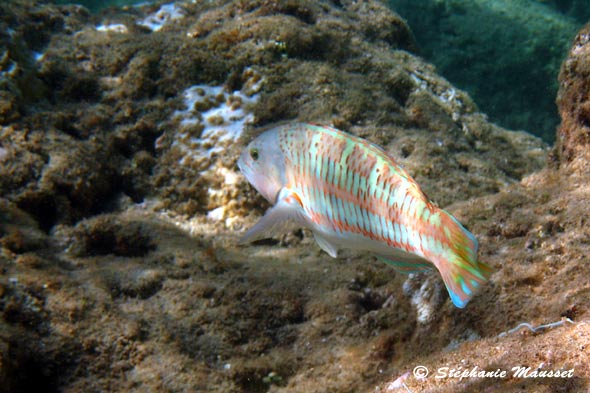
left=313, top=232, right=338, bottom=258
left=377, top=255, right=433, bottom=274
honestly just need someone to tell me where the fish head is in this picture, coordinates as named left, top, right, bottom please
left=238, top=130, right=287, bottom=204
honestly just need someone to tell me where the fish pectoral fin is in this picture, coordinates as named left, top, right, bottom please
left=239, top=189, right=304, bottom=244
left=313, top=232, right=338, bottom=258
left=376, top=254, right=433, bottom=274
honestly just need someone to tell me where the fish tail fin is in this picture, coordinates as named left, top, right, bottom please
left=433, top=210, right=493, bottom=308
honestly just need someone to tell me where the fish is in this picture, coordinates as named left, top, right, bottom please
left=237, top=123, right=492, bottom=308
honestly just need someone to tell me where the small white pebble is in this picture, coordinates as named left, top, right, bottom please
left=207, top=206, right=226, bottom=222
left=137, top=3, right=183, bottom=32
left=0, top=146, right=8, bottom=162
left=96, top=23, right=128, bottom=33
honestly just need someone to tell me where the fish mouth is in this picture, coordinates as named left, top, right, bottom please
left=236, top=156, right=257, bottom=189
left=236, top=154, right=248, bottom=175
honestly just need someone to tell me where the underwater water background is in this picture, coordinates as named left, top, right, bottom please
left=388, top=0, right=589, bottom=143
left=53, top=0, right=146, bottom=11
left=49, top=0, right=590, bottom=143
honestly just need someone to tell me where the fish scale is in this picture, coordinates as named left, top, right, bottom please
left=290, top=124, right=431, bottom=250
left=238, top=123, right=493, bottom=308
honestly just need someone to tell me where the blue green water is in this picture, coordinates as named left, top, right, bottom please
left=387, top=0, right=587, bottom=143
left=52, top=0, right=145, bottom=12
left=50, top=0, right=588, bottom=142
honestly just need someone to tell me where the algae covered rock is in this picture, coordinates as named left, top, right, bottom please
left=0, top=1, right=90, bottom=124
left=556, top=24, right=590, bottom=166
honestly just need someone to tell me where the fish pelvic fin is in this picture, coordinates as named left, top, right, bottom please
left=432, top=209, right=493, bottom=308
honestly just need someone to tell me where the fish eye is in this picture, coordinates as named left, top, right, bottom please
left=250, top=147, right=259, bottom=161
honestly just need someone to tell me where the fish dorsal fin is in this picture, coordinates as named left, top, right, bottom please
left=376, top=255, right=433, bottom=274
left=313, top=232, right=339, bottom=258
left=239, top=188, right=304, bottom=244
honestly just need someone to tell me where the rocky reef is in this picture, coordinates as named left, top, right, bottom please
left=0, top=1, right=588, bottom=392
left=556, top=24, right=590, bottom=166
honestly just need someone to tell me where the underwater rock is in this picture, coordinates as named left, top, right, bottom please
left=0, top=199, right=49, bottom=255
left=0, top=334, right=14, bottom=393
left=106, top=268, right=164, bottom=299
left=60, top=214, right=155, bottom=257
left=556, top=24, right=590, bottom=166
left=0, top=1, right=90, bottom=124
left=0, top=129, right=121, bottom=230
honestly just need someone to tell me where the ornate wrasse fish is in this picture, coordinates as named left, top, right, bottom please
left=237, top=123, right=492, bottom=308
